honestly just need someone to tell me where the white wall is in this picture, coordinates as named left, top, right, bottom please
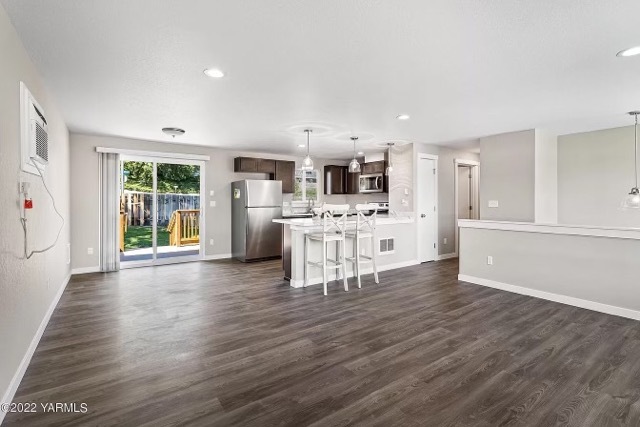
left=558, top=126, right=640, bottom=228
left=459, top=226, right=640, bottom=318
left=413, top=143, right=480, bottom=255
left=69, top=133, right=387, bottom=270
left=480, top=130, right=536, bottom=222
left=534, top=129, right=558, bottom=224
left=0, top=3, right=70, bottom=415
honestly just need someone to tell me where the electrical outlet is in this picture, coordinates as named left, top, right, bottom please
left=488, top=200, right=499, bottom=208
left=210, top=200, right=216, bottom=207
left=404, top=188, right=409, bottom=195
left=443, top=238, right=448, bottom=245
left=209, top=239, right=214, bottom=246
left=487, top=256, right=493, bottom=265
left=87, top=247, right=94, bottom=255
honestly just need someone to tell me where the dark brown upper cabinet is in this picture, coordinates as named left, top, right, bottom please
left=361, top=160, right=386, bottom=175
left=346, top=170, right=360, bottom=194
left=275, top=160, right=295, bottom=193
left=234, top=157, right=259, bottom=173
left=234, top=157, right=276, bottom=174
left=324, top=165, right=346, bottom=195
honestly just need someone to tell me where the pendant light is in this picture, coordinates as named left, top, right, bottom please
left=301, top=129, right=314, bottom=171
left=385, top=142, right=395, bottom=175
left=348, top=136, right=361, bottom=173
left=622, top=111, right=640, bottom=209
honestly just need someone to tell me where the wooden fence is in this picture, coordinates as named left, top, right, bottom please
left=121, top=191, right=200, bottom=226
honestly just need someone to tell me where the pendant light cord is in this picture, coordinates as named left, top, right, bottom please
left=306, top=129, right=311, bottom=157
left=635, top=114, right=638, bottom=189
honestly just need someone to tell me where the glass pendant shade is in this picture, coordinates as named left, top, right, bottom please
left=622, top=188, right=640, bottom=209
left=301, top=129, right=313, bottom=171
left=349, top=158, right=361, bottom=173
left=348, top=136, right=360, bottom=173
left=622, top=112, right=640, bottom=209
left=385, top=142, right=395, bottom=176
left=301, top=155, right=314, bottom=171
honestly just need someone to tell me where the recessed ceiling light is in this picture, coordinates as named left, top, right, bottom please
left=396, top=114, right=410, bottom=120
left=617, top=46, right=640, bottom=57
left=297, top=144, right=306, bottom=148
left=203, top=68, right=225, bottom=78
left=162, top=127, right=185, bottom=138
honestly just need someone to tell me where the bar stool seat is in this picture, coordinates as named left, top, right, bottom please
left=345, top=204, right=379, bottom=288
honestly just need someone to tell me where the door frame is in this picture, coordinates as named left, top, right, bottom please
left=119, top=154, right=206, bottom=269
left=416, top=153, right=439, bottom=263
left=453, top=158, right=480, bottom=257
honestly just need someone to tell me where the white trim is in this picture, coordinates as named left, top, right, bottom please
left=416, top=153, right=439, bottom=263
left=457, top=219, right=640, bottom=241
left=458, top=274, right=640, bottom=321
left=71, top=266, right=100, bottom=275
left=120, top=255, right=202, bottom=269
left=97, top=147, right=210, bottom=161
left=0, top=274, right=71, bottom=424
left=453, top=159, right=480, bottom=257
left=290, top=259, right=420, bottom=288
left=203, top=253, right=233, bottom=261
left=437, top=252, right=457, bottom=260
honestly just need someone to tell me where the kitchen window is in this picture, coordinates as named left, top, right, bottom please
left=293, top=169, right=319, bottom=202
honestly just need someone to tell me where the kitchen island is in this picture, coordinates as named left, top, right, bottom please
left=273, top=214, right=416, bottom=288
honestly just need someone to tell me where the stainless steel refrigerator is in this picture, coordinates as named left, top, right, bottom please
left=231, top=180, right=283, bottom=262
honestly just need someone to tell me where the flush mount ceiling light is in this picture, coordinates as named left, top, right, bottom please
left=301, top=129, right=314, bottom=171
left=203, top=68, right=225, bottom=78
left=297, top=144, right=306, bottom=148
left=348, top=136, right=361, bottom=174
left=162, top=127, right=186, bottom=138
left=357, top=151, right=364, bottom=155
left=622, top=111, right=640, bottom=209
left=385, top=142, right=395, bottom=175
left=617, top=46, right=640, bottom=57
left=396, top=114, right=410, bottom=121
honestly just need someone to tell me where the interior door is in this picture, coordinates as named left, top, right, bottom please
left=418, top=157, right=437, bottom=262
left=458, top=166, right=471, bottom=220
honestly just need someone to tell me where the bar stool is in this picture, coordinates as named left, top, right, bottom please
left=346, top=204, right=379, bottom=288
left=304, top=204, right=350, bottom=296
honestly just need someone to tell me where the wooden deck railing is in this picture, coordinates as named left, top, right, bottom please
left=168, top=210, right=200, bottom=247
left=119, top=212, right=127, bottom=252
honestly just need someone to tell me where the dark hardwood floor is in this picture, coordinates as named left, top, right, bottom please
left=5, top=258, right=640, bottom=426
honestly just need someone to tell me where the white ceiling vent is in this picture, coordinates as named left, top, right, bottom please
left=20, top=82, right=49, bottom=175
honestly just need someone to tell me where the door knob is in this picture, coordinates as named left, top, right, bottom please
left=421, top=213, right=426, bottom=218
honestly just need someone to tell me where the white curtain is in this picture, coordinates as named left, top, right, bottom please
left=100, top=152, right=120, bottom=272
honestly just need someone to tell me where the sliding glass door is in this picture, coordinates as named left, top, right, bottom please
left=119, top=156, right=203, bottom=267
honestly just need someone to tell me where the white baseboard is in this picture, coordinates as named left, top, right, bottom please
left=203, top=253, right=232, bottom=261
left=71, top=266, right=100, bottom=275
left=437, top=252, right=457, bottom=260
left=458, top=274, right=640, bottom=321
left=0, top=273, right=71, bottom=425
left=291, top=259, right=420, bottom=288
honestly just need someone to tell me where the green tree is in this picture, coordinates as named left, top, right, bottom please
left=123, top=161, right=200, bottom=194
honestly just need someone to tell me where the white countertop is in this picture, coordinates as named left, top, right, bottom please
left=274, top=214, right=414, bottom=230
left=458, top=219, right=640, bottom=240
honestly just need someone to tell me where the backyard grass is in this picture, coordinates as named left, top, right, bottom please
left=124, top=226, right=170, bottom=250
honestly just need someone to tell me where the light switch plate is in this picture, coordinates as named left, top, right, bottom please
left=209, top=190, right=215, bottom=196
left=488, top=200, right=499, bottom=208
left=87, top=247, right=94, bottom=255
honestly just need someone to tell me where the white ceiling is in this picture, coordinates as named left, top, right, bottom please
left=3, top=0, right=640, bottom=158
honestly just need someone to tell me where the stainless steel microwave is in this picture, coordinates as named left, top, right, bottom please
left=359, top=173, right=384, bottom=193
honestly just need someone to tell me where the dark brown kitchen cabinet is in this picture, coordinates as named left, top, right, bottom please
left=234, top=157, right=259, bottom=173
left=361, top=160, right=386, bottom=175
left=234, top=157, right=275, bottom=174
left=346, top=171, right=360, bottom=194
left=324, top=165, right=346, bottom=194
left=275, top=160, right=295, bottom=193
